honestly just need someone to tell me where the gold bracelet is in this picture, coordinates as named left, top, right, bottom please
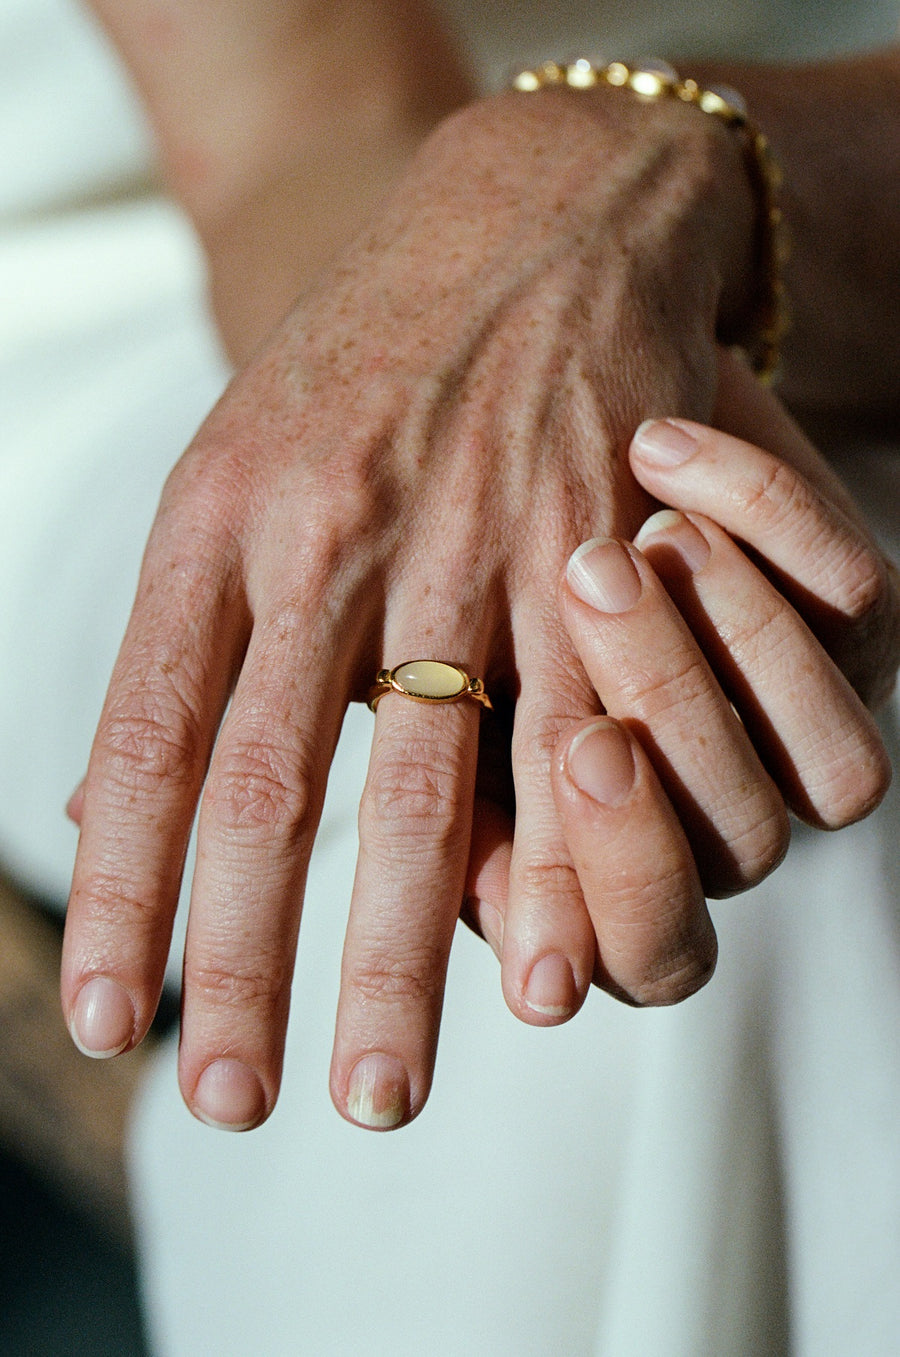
left=510, top=58, right=790, bottom=383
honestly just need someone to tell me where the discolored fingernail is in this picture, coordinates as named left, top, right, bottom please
left=524, top=952, right=578, bottom=1018
left=70, top=976, right=135, bottom=1058
left=567, top=721, right=635, bottom=806
left=347, top=1053, right=409, bottom=1130
left=634, top=510, right=711, bottom=572
left=632, top=418, right=699, bottom=465
left=567, top=538, right=642, bottom=613
left=193, top=1058, right=267, bottom=1132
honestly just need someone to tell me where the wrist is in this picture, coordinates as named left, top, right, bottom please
left=503, top=61, right=776, bottom=374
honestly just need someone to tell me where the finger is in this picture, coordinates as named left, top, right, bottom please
left=712, top=348, right=870, bottom=528
left=176, top=572, right=371, bottom=1130
left=461, top=796, right=514, bottom=961
left=498, top=598, right=605, bottom=1026
left=629, top=412, right=900, bottom=709
left=61, top=498, right=246, bottom=1061
left=331, top=649, right=487, bottom=1131
left=552, top=718, right=715, bottom=1005
left=561, top=537, right=790, bottom=896
left=629, top=414, right=884, bottom=613
left=634, top=509, right=891, bottom=827
left=460, top=694, right=516, bottom=958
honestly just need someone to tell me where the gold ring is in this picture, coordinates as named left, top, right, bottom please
left=367, top=660, right=492, bottom=713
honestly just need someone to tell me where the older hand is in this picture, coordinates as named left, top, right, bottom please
left=61, top=85, right=785, bottom=1131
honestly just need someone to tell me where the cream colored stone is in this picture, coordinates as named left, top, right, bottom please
left=392, top=660, right=467, bottom=700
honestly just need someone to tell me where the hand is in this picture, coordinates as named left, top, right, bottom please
left=641, top=352, right=900, bottom=717
left=62, top=86, right=770, bottom=1132
left=465, top=356, right=895, bottom=995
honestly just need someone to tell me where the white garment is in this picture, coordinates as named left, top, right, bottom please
left=0, top=2, right=898, bottom=1355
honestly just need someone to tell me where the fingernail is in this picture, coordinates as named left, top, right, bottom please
left=70, top=976, right=135, bottom=1058
left=193, top=1059, right=267, bottom=1132
left=634, top=510, right=711, bottom=572
left=567, top=538, right=642, bottom=613
left=634, top=507, right=683, bottom=541
left=347, top=1053, right=409, bottom=1130
left=524, top=952, right=577, bottom=1017
left=567, top=721, right=635, bottom=806
left=633, top=418, right=699, bottom=465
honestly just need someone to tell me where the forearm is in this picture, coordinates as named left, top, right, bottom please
left=85, top=0, right=471, bottom=220
left=82, top=4, right=900, bottom=419
left=84, top=0, right=474, bottom=358
left=691, top=48, right=900, bottom=421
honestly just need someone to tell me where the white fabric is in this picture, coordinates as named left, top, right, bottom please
left=1, top=2, right=898, bottom=1355
left=0, top=0, right=226, bottom=915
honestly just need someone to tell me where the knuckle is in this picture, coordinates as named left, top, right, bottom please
left=841, top=750, right=893, bottom=823
left=71, top=869, right=156, bottom=926
left=279, top=514, right=362, bottom=606
left=621, top=651, right=711, bottom=718
left=312, top=457, right=386, bottom=541
left=205, top=738, right=312, bottom=835
left=360, top=745, right=462, bottom=844
left=741, top=456, right=808, bottom=530
left=743, top=805, right=792, bottom=882
left=98, top=695, right=202, bottom=796
left=719, top=594, right=791, bottom=672
left=515, top=706, right=587, bottom=778
left=516, top=855, right=581, bottom=908
left=350, top=946, right=445, bottom=1007
left=185, top=956, right=288, bottom=1015
left=739, top=464, right=889, bottom=624
left=160, top=439, right=251, bottom=541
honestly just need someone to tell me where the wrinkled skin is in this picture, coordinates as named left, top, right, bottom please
left=61, top=87, right=896, bottom=1133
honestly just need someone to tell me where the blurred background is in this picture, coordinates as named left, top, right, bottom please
left=0, top=874, right=154, bottom=1355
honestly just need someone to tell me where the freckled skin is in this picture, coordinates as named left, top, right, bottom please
left=64, top=80, right=761, bottom=1123
left=66, top=3, right=900, bottom=1127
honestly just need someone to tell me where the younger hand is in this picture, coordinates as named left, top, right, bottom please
left=61, top=86, right=745, bottom=1132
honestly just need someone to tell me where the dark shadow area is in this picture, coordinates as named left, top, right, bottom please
left=0, top=1150, right=147, bottom=1357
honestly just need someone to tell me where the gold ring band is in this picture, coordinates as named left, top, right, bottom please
left=367, top=660, right=492, bottom=713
